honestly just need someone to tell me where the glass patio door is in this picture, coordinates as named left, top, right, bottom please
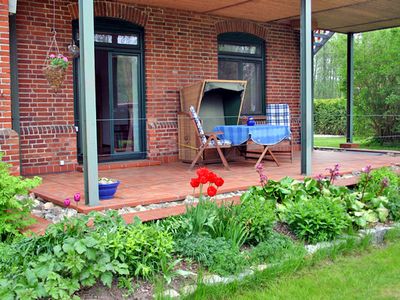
left=111, top=53, right=144, bottom=157
left=74, top=18, right=145, bottom=163
left=94, top=51, right=145, bottom=162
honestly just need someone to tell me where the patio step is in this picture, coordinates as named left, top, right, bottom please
left=29, top=175, right=362, bottom=235
left=76, top=159, right=161, bottom=172
left=27, top=197, right=241, bottom=235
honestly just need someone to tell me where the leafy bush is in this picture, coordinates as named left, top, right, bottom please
left=314, top=98, right=346, bottom=135
left=0, top=154, right=41, bottom=241
left=344, top=193, right=390, bottom=228
left=260, top=177, right=322, bottom=203
left=153, top=215, right=191, bottom=239
left=282, top=196, right=350, bottom=244
left=175, top=235, right=246, bottom=275
left=209, top=248, right=247, bottom=276
left=238, top=191, right=276, bottom=244
left=250, top=231, right=306, bottom=264
left=175, top=235, right=231, bottom=267
left=0, top=211, right=174, bottom=299
left=358, top=167, right=400, bottom=221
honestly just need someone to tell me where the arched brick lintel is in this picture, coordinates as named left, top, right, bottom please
left=67, top=1, right=148, bottom=27
left=215, top=20, right=269, bottom=40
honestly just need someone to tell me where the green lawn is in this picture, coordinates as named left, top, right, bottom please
left=188, top=235, right=400, bottom=300
left=314, top=136, right=400, bottom=151
left=238, top=242, right=400, bottom=300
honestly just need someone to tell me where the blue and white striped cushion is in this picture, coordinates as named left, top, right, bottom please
left=189, top=106, right=207, bottom=145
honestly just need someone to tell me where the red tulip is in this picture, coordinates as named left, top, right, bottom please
left=207, top=172, right=217, bottom=184
left=190, top=178, right=200, bottom=188
left=207, top=186, right=217, bottom=197
left=215, top=177, right=224, bottom=187
left=199, top=176, right=208, bottom=184
left=196, top=167, right=209, bottom=178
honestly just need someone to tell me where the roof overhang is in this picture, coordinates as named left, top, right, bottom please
left=118, top=0, right=400, bottom=33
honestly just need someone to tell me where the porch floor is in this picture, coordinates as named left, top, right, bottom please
left=32, top=150, right=399, bottom=213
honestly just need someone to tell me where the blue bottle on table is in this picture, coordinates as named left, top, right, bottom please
left=247, top=116, right=256, bottom=126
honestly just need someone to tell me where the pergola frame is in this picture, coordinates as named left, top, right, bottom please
left=77, top=0, right=398, bottom=206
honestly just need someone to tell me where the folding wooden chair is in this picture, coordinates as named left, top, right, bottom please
left=188, top=106, right=232, bottom=171
left=241, top=104, right=293, bottom=166
left=264, top=103, right=293, bottom=163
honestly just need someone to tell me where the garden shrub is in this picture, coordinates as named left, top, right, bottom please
left=175, top=235, right=246, bottom=276
left=282, top=196, right=350, bottom=244
left=0, top=153, right=41, bottom=241
left=238, top=189, right=276, bottom=244
left=342, top=166, right=400, bottom=228
left=175, top=235, right=231, bottom=267
left=0, top=211, right=174, bottom=299
left=314, top=98, right=346, bottom=135
left=358, top=167, right=400, bottom=221
left=209, top=248, right=247, bottom=276
left=250, top=231, right=306, bottom=264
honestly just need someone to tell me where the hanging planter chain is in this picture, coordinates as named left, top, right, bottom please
left=43, top=0, right=68, bottom=92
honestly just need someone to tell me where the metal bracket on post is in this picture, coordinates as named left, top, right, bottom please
left=300, top=0, right=313, bottom=176
left=79, top=0, right=99, bottom=206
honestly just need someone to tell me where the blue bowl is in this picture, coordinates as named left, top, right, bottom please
left=98, top=181, right=120, bottom=200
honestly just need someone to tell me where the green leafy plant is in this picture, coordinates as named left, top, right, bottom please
left=175, top=235, right=231, bottom=268
left=282, top=196, right=350, bottom=244
left=175, top=235, right=246, bottom=276
left=358, top=167, right=400, bottom=220
left=250, top=231, right=306, bottom=264
left=48, top=53, right=69, bottom=69
left=0, top=211, right=175, bottom=299
left=209, top=248, right=247, bottom=276
left=0, top=153, right=41, bottom=241
left=237, top=191, right=276, bottom=244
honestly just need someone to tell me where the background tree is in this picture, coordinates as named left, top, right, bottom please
left=353, top=28, right=400, bottom=143
left=313, top=28, right=400, bottom=144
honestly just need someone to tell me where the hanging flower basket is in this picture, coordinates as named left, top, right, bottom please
left=43, top=64, right=66, bottom=91
left=43, top=30, right=70, bottom=91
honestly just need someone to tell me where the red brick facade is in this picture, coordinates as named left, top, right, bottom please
left=7, top=0, right=300, bottom=175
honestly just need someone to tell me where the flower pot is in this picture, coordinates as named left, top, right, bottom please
left=98, top=181, right=120, bottom=200
left=43, top=65, right=66, bottom=91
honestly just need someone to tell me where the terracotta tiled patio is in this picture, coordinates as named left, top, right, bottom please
left=32, top=150, right=399, bottom=213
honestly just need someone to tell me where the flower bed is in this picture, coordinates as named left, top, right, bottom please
left=0, top=163, right=399, bottom=299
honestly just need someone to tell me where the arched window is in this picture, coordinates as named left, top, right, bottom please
left=218, top=32, right=265, bottom=115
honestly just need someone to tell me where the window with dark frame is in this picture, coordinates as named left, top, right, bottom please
left=218, top=32, right=265, bottom=115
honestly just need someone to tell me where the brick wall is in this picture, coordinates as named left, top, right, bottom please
left=0, top=1, right=20, bottom=175
left=15, top=0, right=300, bottom=174
left=16, top=0, right=77, bottom=175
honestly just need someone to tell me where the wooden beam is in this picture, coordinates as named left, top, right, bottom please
left=290, top=19, right=319, bottom=30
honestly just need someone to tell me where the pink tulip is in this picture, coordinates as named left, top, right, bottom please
left=63, top=57, right=69, bottom=62
left=64, top=198, right=71, bottom=207
left=49, top=54, right=55, bottom=59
